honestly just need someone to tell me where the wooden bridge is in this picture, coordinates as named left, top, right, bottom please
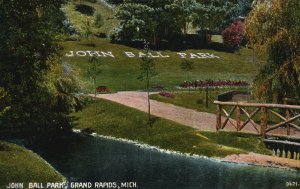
left=214, top=100, right=300, bottom=160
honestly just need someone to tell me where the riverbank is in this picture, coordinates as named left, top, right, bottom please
left=75, top=129, right=300, bottom=171
left=221, top=153, right=300, bottom=170
left=72, top=98, right=271, bottom=156
left=0, top=140, right=65, bottom=188
left=72, top=98, right=300, bottom=171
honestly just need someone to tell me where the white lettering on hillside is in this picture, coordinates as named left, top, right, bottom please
left=124, top=51, right=170, bottom=58
left=177, top=52, right=220, bottom=59
left=65, top=51, right=115, bottom=58
left=65, top=51, right=220, bottom=59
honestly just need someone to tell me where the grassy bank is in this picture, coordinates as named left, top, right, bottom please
left=72, top=98, right=271, bottom=158
left=62, top=38, right=260, bottom=92
left=0, top=141, right=64, bottom=188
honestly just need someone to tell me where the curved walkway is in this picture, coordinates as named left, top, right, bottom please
left=93, top=91, right=244, bottom=132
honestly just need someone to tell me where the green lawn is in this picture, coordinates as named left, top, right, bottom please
left=62, top=38, right=260, bottom=92
left=72, top=98, right=271, bottom=158
left=0, top=141, right=64, bottom=188
left=149, top=90, right=282, bottom=125
left=150, top=88, right=250, bottom=114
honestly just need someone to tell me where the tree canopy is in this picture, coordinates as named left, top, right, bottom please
left=246, top=0, right=300, bottom=102
left=113, top=0, right=253, bottom=46
left=0, top=0, right=80, bottom=140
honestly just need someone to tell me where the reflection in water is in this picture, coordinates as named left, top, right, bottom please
left=32, top=134, right=298, bottom=189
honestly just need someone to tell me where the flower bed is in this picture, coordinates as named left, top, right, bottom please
left=159, top=91, right=175, bottom=98
left=96, top=86, right=110, bottom=93
left=179, top=80, right=249, bottom=89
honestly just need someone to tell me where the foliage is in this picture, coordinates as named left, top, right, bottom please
left=0, top=88, right=10, bottom=117
left=137, top=57, right=157, bottom=82
left=94, top=12, right=104, bottom=28
left=180, top=59, right=194, bottom=72
left=114, top=0, right=206, bottom=46
left=0, top=141, right=64, bottom=188
left=88, top=57, right=102, bottom=96
left=75, top=4, right=95, bottom=16
left=114, top=0, right=253, bottom=45
left=246, top=0, right=300, bottom=102
left=159, top=91, right=175, bottom=98
left=107, top=0, right=123, bottom=4
left=191, top=0, right=252, bottom=33
left=61, top=1, right=118, bottom=35
left=222, top=20, right=245, bottom=49
left=180, top=80, right=249, bottom=89
left=138, top=56, right=157, bottom=126
left=0, top=0, right=81, bottom=140
left=180, top=59, right=194, bottom=91
left=84, top=21, right=94, bottom=46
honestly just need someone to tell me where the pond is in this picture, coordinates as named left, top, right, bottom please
left=32, top=134, right=299, bottom=189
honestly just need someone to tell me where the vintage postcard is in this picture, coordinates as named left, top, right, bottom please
left=0, top=0, right=299, bottom=189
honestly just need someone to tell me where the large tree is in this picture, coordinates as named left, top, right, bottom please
left=115, top=0, right=182, bottom=46
left=0, top=0, right=80, bottom=140
left=192, top=0, right=252, bottom=33
left=246, top=0, right=300, bottom=102
left=114, top=0, right=253, bottom=46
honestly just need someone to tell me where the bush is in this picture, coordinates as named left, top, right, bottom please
left=159, top=91, right=175, bottom=98
left=107, top=0, right=123, bottom=4
left=75, top=4, right=94, bottom=16
left=95, top=32, right=107, bottom=38
left=179, top=80, right=249, bottom=89
left=96, top=86, right=110, bottom=93
left=94, top=12, right=104, bottom=28
left=222, top=20, right=245, bottom=50
left=152, top=85, right=165, bottom=91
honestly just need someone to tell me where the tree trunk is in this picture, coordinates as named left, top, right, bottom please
left=147, top=69, right=151, bottom=127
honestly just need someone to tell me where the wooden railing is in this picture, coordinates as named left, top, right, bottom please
left=214, top=101, right=300, bottom=138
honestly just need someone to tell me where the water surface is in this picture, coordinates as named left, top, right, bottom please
left=32, top=134, right=299, bottom=189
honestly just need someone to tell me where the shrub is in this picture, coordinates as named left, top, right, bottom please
left=222, top=20, right=245, bottom=50
left=75, top=4, right=94, bottom=16
left=179, top=80, right=249, bottom=89
left=159, top=91, right=175, bottom=98
left=95, top=32, right=107, bottom=38
left=94, top=12, right=104, bottom=28
left=152, top=85, right=165, bottom=91
left=96, top=86, right=110, bottom=93
left=86, top=0, right=97, bottom=3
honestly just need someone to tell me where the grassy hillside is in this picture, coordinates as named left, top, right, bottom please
left=0, top=141, right=64, bottom=188
left=72, top=98, right=271, bottom=157
left=62, top=0, right=118, bottom=35
left=62, top=38, right=260, bottom=92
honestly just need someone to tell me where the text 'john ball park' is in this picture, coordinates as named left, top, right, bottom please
left=65, top=51, right=220, bottom=59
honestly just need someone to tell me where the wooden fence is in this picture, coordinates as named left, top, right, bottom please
left=214, top=101, right=300, bottom=138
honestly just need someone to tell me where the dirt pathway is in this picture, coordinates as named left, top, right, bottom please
left=93, top=91, right=249, bottom=132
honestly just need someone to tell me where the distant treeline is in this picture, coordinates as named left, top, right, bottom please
left=111, top=0, right=253, bottom=49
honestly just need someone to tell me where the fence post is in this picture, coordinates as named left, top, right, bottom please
left=236, top=106, right=241, bottom=131
left=260, top=107, right=267, bottom=138
left=284, top=99, right=291, bottom=136
left=216, top=104, right=222, bottom=131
